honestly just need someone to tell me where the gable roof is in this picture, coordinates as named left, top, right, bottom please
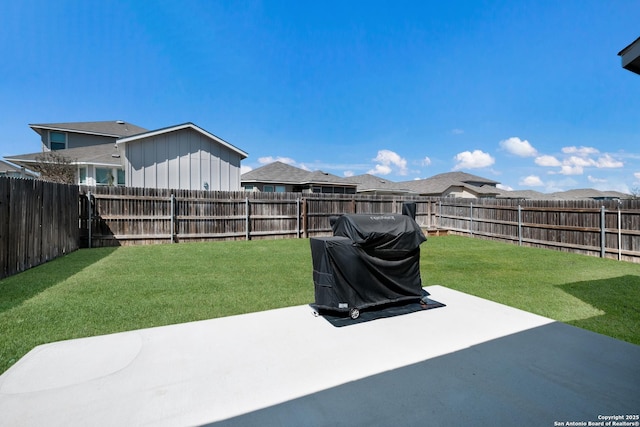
left=29, top=121, right=148, bottom=138
left=241, top=161, right=355, bottom=187
left=429, top=171, right=499, bottom=185
left=4, top=144, right=122, bottom=167
left=116, top=122, right=248, bottom=159
left=343, top=174, right=417, bottom=194
left=397, top=171, right=500, bottom=196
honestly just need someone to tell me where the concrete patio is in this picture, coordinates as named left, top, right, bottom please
left=1, top=285, right=638, bottom=426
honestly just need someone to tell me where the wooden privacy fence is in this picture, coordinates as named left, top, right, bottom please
left=3, top=179, right=640, bottom=281
left=435, top=198, right=640, bottom=263
left=80, top=187, right=640, bottom=263
left=79, top=186, right=437, bottom=246
left=0, top=177, right=79, bottom=279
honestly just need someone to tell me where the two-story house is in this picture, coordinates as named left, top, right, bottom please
left=5, top=121, right=248, bottom=191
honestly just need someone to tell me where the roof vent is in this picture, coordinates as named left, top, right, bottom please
left=116, top=120, right=125, bottom=124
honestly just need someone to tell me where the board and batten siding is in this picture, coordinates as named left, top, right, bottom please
left=122, top=128, right=242, bottom=191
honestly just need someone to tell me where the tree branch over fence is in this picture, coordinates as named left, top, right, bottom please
left=30, top=152, right=76, bottom=184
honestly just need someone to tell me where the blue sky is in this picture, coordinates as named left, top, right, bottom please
left=2, top=0, right=639, bottom=193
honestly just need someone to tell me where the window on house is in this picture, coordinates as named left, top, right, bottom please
left=50, top=131, right=67, bottom=150
left=117, top=169, right=125, bottom=186
left=244, top=185, right=254, bottom=191
left=79, top=167, right=87, bottom=184
left=275, top=185, right=286, bottom=193
left=96, top=168, right=114, bottom=185
left=263, top=185, right=274, bottom=192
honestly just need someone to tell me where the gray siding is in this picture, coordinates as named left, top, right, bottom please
left=67, top=133, right=116, bottom=149
left=123, top=128, right=242, bottom=191
left=41, top=131, right=116, bottom=151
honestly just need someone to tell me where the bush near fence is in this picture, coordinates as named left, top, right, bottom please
left=2, top=178, right=639, bottom=280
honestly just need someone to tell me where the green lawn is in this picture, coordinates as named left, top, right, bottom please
left=1, top=235, right=639, bottom=375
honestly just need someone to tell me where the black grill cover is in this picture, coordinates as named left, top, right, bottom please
left=311, top=214, right=426, bottom=312
left=331, top=214, right=426, bottom=258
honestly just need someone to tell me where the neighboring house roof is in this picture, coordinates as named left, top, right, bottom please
left=5, top=144, right=121, bottom=168
left=397, top=171, right=500, bottom=196
left=495, top=189, right=548, bottom=200
left=431, top=171, right=499, bottom=186
left=0, top=159, right=38, bottom=177
left=116, top=122, right=248, bottom=159
left=548, top=188, right=630, bottom=200
left=343, top=174, right=417, bottom=194
left=494, top=188, right=631, bottom=200
left=29, top=120, right=148, bottom=138
left=618, top=36, right=640, bottom=75
left=242, top=161, right=356, bottom=187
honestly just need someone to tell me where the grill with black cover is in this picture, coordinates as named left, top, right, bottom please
left=310, top=213, right=427, bottom=319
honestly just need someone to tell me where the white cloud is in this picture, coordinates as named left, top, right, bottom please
left=566, top=156, right=595, bottom=168
left=497, top=183, right=513, bottom=191
left=535, top=155, right=562, bottom=167
left=453, top=150, right=495, bottom=170
left=500, top=137, right=537, bottom=157
left=343, top=170, right=354, bottom=177
left=422, top=156, right=432, bottom=166
left=562, top=146, right=599, bottom=156
left=635, top=172, right=640, bottom=180
left=553, top=153, right=622, bottom=175
left=587, top=175, right=607, bottom=183
left=558, top=165, right=584, bottom=175
left=520, top=175, right=544, bottom=187
left=367, top=149, right=408, bottom=176
left=595, top=154, right=623, bottom=168
left=240, top=165, right=253, bottom=174
left=451, top=129, right=464, bottom=135
left=258, top=156, right=296, bottom=165
left=368, top=164, right=392, bottom=175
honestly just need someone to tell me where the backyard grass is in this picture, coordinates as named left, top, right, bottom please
left=1, top=235, right=639, bottom=375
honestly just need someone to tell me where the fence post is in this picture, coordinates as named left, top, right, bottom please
left=302, top=198, right=308, bottom=238
left=245, top=197, right=250, bottom=240
left=438, top=200, right=442, bottom=228
left=518, top=205, right=522, bottom=246
left=469, top=202, right=474, bottom=237
left=170, top=194, right=175, bottom=243
left=87, top=191, right=92, bottom=249
left=296, top=198, right=301, bottom=238
left=618, top=203, right=622, bottom=261
left=600, top=206, right=606, bottom=258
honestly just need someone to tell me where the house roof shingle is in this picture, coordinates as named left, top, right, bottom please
left=5, top=144, right=121, bottom=167
left=343, top=174, right=416, bottom=194
left=548, top=188, right=630, bottom=200
left=241, top=161, right=356, bottom=187
left=29, top=121, right=148, bottom=138
left=396, top=171, right=500, bottom=196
